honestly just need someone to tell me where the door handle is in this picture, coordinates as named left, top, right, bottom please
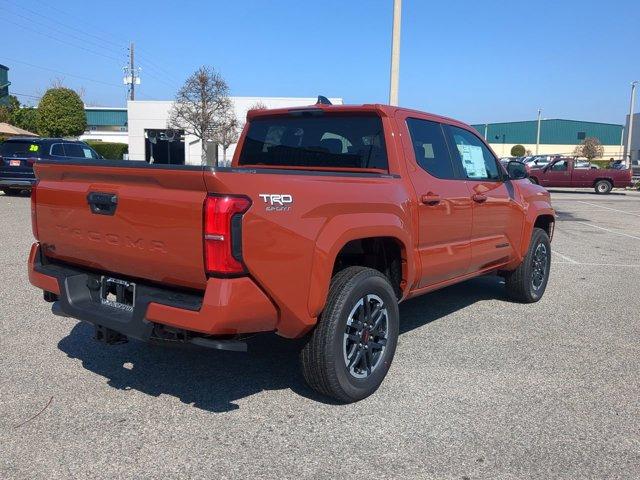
left=472, top=193, right=488, bottom=203
left=421, top=193, right=441, bottom=206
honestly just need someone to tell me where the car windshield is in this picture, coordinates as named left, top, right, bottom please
left=0, top=140, right=42, bottom=158
left=238, top=114, right=388, bottom=171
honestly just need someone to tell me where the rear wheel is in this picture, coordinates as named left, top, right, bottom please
left=594, top=180, right=612, bottom=194
left=503, top=227, right=551, bottom=303
left=300, top=266, right=399, bottom=403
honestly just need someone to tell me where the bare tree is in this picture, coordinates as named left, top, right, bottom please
left=574, top=137, right=604, bottom=161
left=211, top=104, right=240, bottom=166
left=248, top=100, right=268, bottom=111
left=168, top=66, right=231, bottom=165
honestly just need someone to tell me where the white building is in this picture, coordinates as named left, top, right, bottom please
left=127, top=96, right=343, bottom=166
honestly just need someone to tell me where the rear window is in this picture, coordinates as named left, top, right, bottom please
left=238, top=115, right=388, bottom=171
left=0, top=141, right=42, bottom=158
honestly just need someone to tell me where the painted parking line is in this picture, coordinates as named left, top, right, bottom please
left=553, top=262, right=640, bottom=268
left=574, top=221, right=640, bottom=241
left=552, top=250, right=579, bottom=264
left=575, top=201, right=640, bottom=217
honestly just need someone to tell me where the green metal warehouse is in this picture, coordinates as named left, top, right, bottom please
left=471, top=119, right=624, bottom=159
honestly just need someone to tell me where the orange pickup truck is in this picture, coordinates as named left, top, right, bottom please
left=29, top=101, right=555, bottom=402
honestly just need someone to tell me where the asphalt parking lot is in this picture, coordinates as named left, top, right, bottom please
left=1, top=188, right=639, bottom=479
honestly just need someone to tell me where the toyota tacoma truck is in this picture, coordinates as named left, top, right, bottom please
left=28, top=100, right=555, bottom=402
left=527, top=157, right=633, bottom=193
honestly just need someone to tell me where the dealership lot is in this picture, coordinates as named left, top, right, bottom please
left=1, top=189, right=639, bottom=479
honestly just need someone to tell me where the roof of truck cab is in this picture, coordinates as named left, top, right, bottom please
left=246, top=103, right=473, bottom=130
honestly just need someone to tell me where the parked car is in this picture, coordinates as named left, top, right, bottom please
left=528, top=157, right=633, bottom=193
left=0, top=137, right=101, bottom=195
left=524, top=155, right=559, bottom=168
left=28, top=101, right=555, bottom=402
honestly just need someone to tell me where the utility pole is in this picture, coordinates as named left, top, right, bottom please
left=129, top=42, right=135, bottom=101
left=626, top=81, right=638, bottom=168
left=123, top=42, right=140, bottom=101
left=484, top=123, right=488, bottom=140
left=389, top=0, right=402, bottom=106
left=535, top=108, right=542, bottom=155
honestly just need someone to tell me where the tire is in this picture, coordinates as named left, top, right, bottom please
left=503, top=227, right=551, bottom=303
left=300, top=266, right=399, bottom=403
left=1, top=188, right=19, bottom=196
left=594, top=180, right=612, bottom=194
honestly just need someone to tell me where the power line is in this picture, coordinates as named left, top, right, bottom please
left=5, top=19, right=125, bottom=65
left=0, top=0, right=182, bottom=99
left=2, top=57, right=123, bottom=89
left=1, top=0, right=128, bottom=51
left=21, top=0, right=183, bottom=85
left=2, top=7, right=127, bottom=60
left=11, top=92, right=42, bottom=100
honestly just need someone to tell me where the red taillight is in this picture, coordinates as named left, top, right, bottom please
left=203, top=195, right=251, bottom=275
left=31, top=180, right=39, bottom=240
left=27, top=158, right=38, bottom=166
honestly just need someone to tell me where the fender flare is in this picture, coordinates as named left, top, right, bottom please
left=520, top=204, right=555, bottom=257
left=307, top=212, right=414, bottom=318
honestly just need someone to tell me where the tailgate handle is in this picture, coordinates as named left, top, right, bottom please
left=87, top=192, right=118, bottom=216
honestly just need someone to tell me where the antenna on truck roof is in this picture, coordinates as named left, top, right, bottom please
left=316, top=95, right=332, bottom=105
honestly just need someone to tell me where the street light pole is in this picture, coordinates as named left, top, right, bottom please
left=626, top=81, right=638, bottom=168
left=536, top=108, right=542, bottom=155
left=389, top=0, right=402, bottom=106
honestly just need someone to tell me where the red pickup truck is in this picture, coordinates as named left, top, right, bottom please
left=528, top=157, right=633, bottom=193
left=29, top=102, right=555, bottom=402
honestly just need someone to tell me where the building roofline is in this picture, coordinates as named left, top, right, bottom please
left=84, top=106, right=127, bottom=110
left=472, top=118, right=623, bottom=127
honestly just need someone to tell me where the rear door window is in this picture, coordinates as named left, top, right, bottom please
left=238, top=115, right=388, bottom=171
left=406, top=118, right=457, bottom=179
left=50, top=143, right=65, bottom=156
left=64, top=143, right=99, bottom=159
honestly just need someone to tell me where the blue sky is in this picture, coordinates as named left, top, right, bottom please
left=2, top=0, right=638, bottom=124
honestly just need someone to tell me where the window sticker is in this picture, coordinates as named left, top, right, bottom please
left=457, top=144, right=485, bottom=178
left=29, top=144, right=39, bottom=152
left=82, top=148, right=93, bottom=158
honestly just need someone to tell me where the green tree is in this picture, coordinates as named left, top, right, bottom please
left=37, top=88, right=86, bottom=137
left=12, top=108, right=39, bottom=134
left=510, top=144, right=525, bottom=156
left=0, top=95, right=20, bottom=123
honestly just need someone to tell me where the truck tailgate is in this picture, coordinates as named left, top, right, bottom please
left=34, top=161, right=209, bottom=291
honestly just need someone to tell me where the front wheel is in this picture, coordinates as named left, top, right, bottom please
left=503, top=227, right=551, bottom=303
left=300, top=266, right=399, bottom=403
left=594, top=180, right=612, bottom=194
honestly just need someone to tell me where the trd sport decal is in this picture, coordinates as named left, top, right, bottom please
left=259, top=194, right=293, bottom=212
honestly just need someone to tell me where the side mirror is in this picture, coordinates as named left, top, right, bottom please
left=507, top=160, right=528, bottom=180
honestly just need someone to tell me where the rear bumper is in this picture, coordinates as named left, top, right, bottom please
left=28, top=243, right=278, bottom=342
left=0, top=178, right=35, bottom=188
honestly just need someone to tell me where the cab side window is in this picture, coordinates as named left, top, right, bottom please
left=448, top=126, right=502, bottom=180
left=406, top=118, right=456, bottom=179
left=50, top=143, right=65, bottom=156
left=551, top=160, right=568, bottom=171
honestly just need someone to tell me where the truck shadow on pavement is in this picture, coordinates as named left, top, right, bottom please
left=57, top=275, right=507, bottom=412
